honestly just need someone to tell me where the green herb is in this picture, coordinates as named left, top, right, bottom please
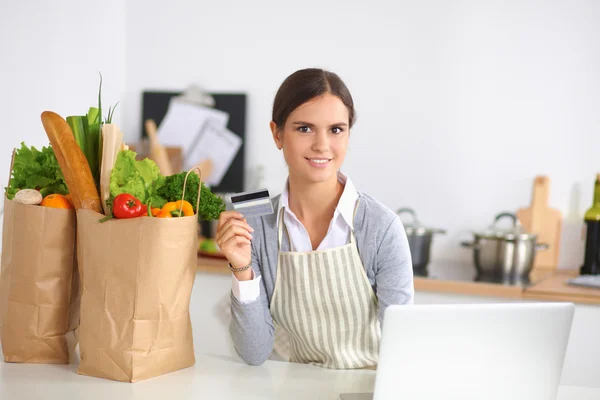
left=4, top=142, right=68, bottom=199
left=157, top=172, right=226, bottom=222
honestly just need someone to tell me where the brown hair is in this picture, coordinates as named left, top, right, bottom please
left=271, top=68, right=356, bottom=130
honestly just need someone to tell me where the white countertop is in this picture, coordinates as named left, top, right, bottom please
left=1, top=271, right=599, bottom=399
left=0, top=352, right=599, bottom=400
left=0, top=353, right=374, bottom=399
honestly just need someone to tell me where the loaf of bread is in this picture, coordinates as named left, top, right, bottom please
left=41, top=111, right=103, bottom=213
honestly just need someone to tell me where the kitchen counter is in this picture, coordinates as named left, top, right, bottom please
left=524, top=272, right=600, bottom=305
left=3, top=262, right=595, bottom=397
left=1, top=346, right=598, bottom=400
left=1, top=261, right=598, bottom=399
left=197, top=256, right=600, bottom=305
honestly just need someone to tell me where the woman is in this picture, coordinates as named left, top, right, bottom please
left=216, top=68, right=414, bottom=369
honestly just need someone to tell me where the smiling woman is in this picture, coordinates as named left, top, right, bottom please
left=272, top=91, right=350, bottom=187
left=216, top=68, right=415, bottom=370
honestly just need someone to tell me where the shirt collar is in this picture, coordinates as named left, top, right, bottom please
left=336, top=172, right=359, bottom=228
left=276, top=171, right=358, bottom=229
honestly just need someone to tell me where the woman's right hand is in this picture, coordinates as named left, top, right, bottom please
left=215, top=211, right=254, bottom=275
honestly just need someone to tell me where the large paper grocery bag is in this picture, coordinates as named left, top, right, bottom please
left=76, top=174, right=200, bottom=382
left=0, top=197, right=78, bottom=363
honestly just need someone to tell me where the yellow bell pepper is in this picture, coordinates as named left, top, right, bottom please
left=161, top=200, right=194, bottom=217
left=175, top=200, right=194, bottom=216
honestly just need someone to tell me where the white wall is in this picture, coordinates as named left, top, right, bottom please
left=0, top=0, right=126, bottom=236
left=1, top=1, right=599, bottom=264
left=124, top=0, right=600, bottom=268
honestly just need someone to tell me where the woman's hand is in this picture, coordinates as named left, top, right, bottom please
left=215, top=211, right=254, bottom=280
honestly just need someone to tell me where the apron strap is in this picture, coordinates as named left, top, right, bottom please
left=277, top=210, right=284, bottom=249
left=277, top=209, right=295, bottom=252
left=349, top=198, right=360, bottom=244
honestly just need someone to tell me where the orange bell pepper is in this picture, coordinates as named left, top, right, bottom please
left=161, top=200, right=194, bottom=217
left=156, top=209, right=173, bottom=218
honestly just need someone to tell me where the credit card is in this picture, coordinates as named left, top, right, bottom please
left=229, top=189, right=274, bottom=218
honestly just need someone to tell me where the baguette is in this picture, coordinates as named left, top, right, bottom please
left=41, top=111, right=102, bottom=213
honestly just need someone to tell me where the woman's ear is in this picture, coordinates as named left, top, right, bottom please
left=270, top=121, right=283, bottom=150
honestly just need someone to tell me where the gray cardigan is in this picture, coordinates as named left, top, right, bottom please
left=229, top=192, right=414, bottom=366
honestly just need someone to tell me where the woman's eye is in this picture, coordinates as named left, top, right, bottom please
left=331, top=127, right=344, bottom=134
left=297, top=126, right=311, bottom=133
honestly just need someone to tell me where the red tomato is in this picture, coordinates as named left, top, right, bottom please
left=113, top=194, right=145, bottom=219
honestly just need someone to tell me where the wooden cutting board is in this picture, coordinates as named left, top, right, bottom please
left=145, top=119, right=173, bottom=176
left=516, top=176, right=562, bottom=271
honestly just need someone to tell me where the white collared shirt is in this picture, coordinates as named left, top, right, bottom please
left=231, top=172, right=359, bottom=303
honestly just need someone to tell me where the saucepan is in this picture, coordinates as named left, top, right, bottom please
left=396, top=208, right=446, bottom=273
left=461, top=212, right=549, bottom=284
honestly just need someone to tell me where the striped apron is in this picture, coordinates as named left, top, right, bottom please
left=270, top=207, right=381, bottom=369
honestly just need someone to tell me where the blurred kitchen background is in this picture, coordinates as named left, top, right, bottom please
left=1, top=0, right=599, bottom=268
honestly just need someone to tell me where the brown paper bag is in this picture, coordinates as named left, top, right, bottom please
left=76, top=174, right=200, bottom=382
left=0, top=197, right=78, bottom=363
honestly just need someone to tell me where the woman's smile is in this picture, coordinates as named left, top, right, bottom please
left=306, top=157, right=332, bottom=168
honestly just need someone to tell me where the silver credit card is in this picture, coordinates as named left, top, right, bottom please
left=230, top=189, right=274, bottom=218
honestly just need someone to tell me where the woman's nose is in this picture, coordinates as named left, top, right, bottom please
left=312, top=130, right=329, bottom=152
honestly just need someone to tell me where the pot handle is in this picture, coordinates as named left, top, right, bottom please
left=536, top=243, right=549, bottom=251
left=396, top=207, right=447, bottom=234
left=493, top=212, right=518, bottom=226
left=396, top=207, right=420, bottom=225
left=396, top=207, right=417, bottom=218
left=461, top=241, right=479, bottom=249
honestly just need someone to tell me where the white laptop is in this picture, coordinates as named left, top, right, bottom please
left=340, top=302, right=574, bottom=400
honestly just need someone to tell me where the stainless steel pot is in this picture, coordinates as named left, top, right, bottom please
left=396, top=208, right=446, bottom=274
left=461, top=212, right=548, bottom=284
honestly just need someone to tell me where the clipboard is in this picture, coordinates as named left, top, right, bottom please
left=141, top=91, right=246, bottom=194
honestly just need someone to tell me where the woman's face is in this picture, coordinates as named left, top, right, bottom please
left=271, top=93, right=350, bottom=185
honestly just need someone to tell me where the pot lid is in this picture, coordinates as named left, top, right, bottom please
left=475, top=212, right=537, bottom=240
left=396, top=207, right=446, bottom=235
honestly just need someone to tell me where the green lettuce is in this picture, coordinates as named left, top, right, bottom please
left=109, top=150, right=166, bottom=206
left=4, top=142, right=68, bottom=199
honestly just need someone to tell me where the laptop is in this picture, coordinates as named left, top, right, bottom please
left=340, top=302, right=574, bottom=400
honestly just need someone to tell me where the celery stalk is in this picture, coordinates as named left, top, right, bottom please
left=66, top=116, right=88, bottom=160
left=86, top=120, right=100, bottom=188
left=87, top=107, right=99, bottom=125
left=67, top=115, right=99, bottom=191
